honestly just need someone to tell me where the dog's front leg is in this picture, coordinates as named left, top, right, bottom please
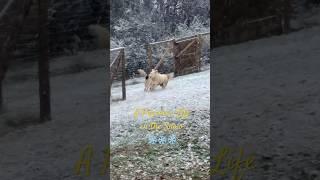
left=149, top=83, right=154, bottom=91
left=144, top=83, right=148, bottom=91
left=145, top=82, right=150, bottom=92
left=150, top=83, right=157, bottom=91
left=145, top=85, right=150, bottom=92
left=144, top=79, right=150, bottom=92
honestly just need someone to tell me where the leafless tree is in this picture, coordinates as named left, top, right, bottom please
left=0, top=0, right=33, bottom=112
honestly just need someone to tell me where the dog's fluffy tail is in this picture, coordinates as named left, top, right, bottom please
left=167, top=72, right=174, bottom=79
left=137, top=69, right=147, bottom=77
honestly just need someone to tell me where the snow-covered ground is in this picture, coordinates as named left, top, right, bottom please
left=0, top=9, right=319, bottom=179
left=110, top=69, right=210, bottom=179
left=214, top=25, right=320, bottom=179
left=110, top=69, right=210, bottom=126
left=0, top=50, right=108, bottom=180
left=0, top=48, right=210, bottom=179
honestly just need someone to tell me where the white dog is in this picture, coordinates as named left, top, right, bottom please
left=137, top=69, right=174, bottom=91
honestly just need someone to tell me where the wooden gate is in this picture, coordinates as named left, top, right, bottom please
left=174, top=36, right=201, bottom=76
left=145, top=32, right=208, bottom=76
left=213, top=0, right=291, bottom=47
left=110, top=47, right=126, bottom=100
left=0, top=0, right=51, bottom=121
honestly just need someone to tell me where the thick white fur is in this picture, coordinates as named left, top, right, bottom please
left=137, top=69, right=147, bottom=77
left=137, top=69, right=174, bottom=91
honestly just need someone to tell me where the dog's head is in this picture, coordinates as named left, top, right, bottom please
left=145, top=69, right=157, bottom=80
left=149, top=69, right=159, bottom=78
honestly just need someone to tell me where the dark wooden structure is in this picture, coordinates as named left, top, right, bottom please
left=110, top=47, right=126, bottom=100
left=174, top=36, right=201, bottom=76
left=0, top=0, right=51, bottom=121
left=38, top=0, right=51, bottom=121
left=214, top=15, right=284, bottom=46
left=145, top=32, right=209, bottom=76
left=213, top=0, right=292, bottom=47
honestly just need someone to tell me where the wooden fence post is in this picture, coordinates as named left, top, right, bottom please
left=38, top=0, right=51, bottom=122
left=0, top=52, right=6, bottom=112
left=197, top=35, right=202, bottom=72
left=171, top=39, right=177, bottom=75
left=121, top=49, right=126, bottom=100
left=108, top=63, right=111, bottom=98
left=0, top=79, right=2, bottom=111
left=145, top=44, right=152, bottom=73
left=284, top=0, right=290, bottom=34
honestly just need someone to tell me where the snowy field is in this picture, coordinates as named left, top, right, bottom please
left=110, top=69, right=210, bottom=179
left=214, top=25, right=320, bottom=179
left=0, top=15, right=319, bottom=179
left=0, top=50, right=108, bottom=180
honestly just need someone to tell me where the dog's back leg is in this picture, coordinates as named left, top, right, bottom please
left=161, top=81, right=168, bottom=89
left=150, top=84, right=156, bottom=91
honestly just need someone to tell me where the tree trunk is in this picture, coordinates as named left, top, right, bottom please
left=0, top=79, right=3, bottom=112
left=0, top=54, right=4, bottom=112
left=0, top=41, right=9, bottom=113
left=283, top=0, right=291, bottom=34
left=38, top=0, right=51, bottom=122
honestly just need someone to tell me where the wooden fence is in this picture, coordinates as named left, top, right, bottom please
left=145, top=32, right=209, bottom=76
left=110, top=47, right=126, bottom=100
left=109, top=32, right=209, bottom=100
left=214, top=15, right=284, bottom=46
left=213, top=0, right=291, bottom=47
left=0, top=0, right=51, bottom=121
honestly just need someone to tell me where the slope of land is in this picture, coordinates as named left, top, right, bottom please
left=214, top=24, right=320, bottom=179
left=110, top=69, right=210, bottom=179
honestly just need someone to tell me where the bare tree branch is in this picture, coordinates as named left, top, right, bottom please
left=154, top=57, right=163, bottom=70
left=0, top=0, right=15, bottom=20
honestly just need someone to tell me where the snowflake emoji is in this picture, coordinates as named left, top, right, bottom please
left=158, top=135, right=167, bottom=144
left=148, top=134, right=157, bottom=144
left=167, top=134, right=177, bottom=144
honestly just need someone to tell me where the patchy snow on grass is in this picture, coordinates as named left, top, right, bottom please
left=110, top=68, right=210, bottom=179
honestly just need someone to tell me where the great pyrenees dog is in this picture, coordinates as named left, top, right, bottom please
left=137, top=69, right=174, bottom=91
